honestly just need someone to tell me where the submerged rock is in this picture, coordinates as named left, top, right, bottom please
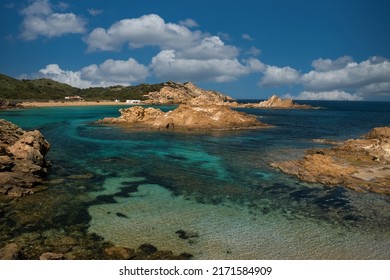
left=271, top=126, right=390, bottom=195
left=97, top=105, right=270, bottom=130
left=0, top=119, right=50, bottom=197
left=0, top=243, right=23, bottom=260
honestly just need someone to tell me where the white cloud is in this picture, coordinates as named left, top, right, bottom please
left=311, top=56, right=353, bottom=72
left=20, top=0, right=86, bottom=40
left=150, top=50, right=263, bottom=82
left=242, top=34, right=254, bottom=41
left=258, top=56, right=390, bottom=100
left=179, top=18, right=199, bottom=27
left=80, top=58, right=149, bottom=84
left=87, top=8, right=103, bottom=16
left=38, top=58, right=148, bottom=88
left=259, top=66, right=300, bottom=87
left=85, top=14, right=199, bottom=52
left=301, top=56, right=390, bottom=92
left=285, top=90, right=363, bottom=101
left=246, top=46, right=261, bottom=56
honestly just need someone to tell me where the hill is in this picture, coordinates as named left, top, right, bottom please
left=0, top=74, right=164, bottom=101
left=0, top=74, right=233, bottom=105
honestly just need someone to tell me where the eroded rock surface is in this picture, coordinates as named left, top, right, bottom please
left=271, top=127, right=390, bottom=194
left=0, top=119, right=50, bottom=197
left=97, top=105, right=269, bottom=130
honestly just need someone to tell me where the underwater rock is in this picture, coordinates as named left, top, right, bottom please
left=97, top=105, right=270, bottom=130
left=271, top=126, right=390, bottom=195
left=0, top=119, right=50, bottom=197
left=104, top=246, right=136, bottom=260
left=175, top=229, right=199, bottom=240
left=0, top=243, right=23, bottom=260
left=39, top=252, right=66, bottom=260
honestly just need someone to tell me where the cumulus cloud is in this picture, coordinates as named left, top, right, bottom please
left=285, top=90, right=363, bottom=101
left=246, top=46, right=261, bottom=56
left=301, top=56, right=390, bottom=92
left=20, top=0, right=86, bottom=40
left=85, top=14, right=199, bottom=52
left=258, top=56, right=390, bottom=100
left=259, top=66, right=300, bottom=87
left=81, top=58, right=149, bottom=84
left=150, top=50, right=263, bottom=82
left=179, top=18, right=199, bottom=27
left=38, top=58, right=148, bottom=88
left=311, top=56, right=353, bottom=72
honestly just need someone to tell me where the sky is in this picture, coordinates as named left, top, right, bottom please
left=1, top=0, right=390, bottom=101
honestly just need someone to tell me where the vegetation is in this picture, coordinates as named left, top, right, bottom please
left=0, top=74, right=165, bottom=101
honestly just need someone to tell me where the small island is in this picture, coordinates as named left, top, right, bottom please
left=97, top=104, right=270, bottom=130
left=241, top=95, right=317, bottom=109
left=271, top=126, right=390, bottom=195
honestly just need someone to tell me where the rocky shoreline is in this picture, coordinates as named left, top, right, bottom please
left=271, top=126, right=390, bottom=195
left=0, top=119, right=51, bottom=197
left=97, top=104, right=270, bottom=130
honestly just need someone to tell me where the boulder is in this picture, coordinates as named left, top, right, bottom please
left=0, top=119, right=50, bottom=197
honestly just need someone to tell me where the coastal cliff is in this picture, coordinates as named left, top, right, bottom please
left=97, top=105, right=269, bottom=130
left=0, top=119, right=50, bottom=197
left=271, top=126, right=390, bottom=195
left=242, top=95, right=315, bottom=109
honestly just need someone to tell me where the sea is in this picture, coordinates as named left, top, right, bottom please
left=1, top=100, right=389, bottom=259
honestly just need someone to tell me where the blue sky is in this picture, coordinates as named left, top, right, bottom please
left=1, top=0, right=390, bottom=100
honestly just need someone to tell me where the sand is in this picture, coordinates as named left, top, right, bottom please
left=21, top=101, right=148, bottom=107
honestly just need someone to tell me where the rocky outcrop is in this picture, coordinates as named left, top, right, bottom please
left=271, top=126, right=390, bottom=195
left=97, top=105, right=269, bottom=130
left=0, top=100, right=24, bottom=110
left=242, top=95, right=316, bottom=109
left=144, top=81, right=235, bottom=105
left=0, top=119, right=50, bottom=197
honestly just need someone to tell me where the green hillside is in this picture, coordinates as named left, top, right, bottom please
left=0, top=74, right=164, bottom=101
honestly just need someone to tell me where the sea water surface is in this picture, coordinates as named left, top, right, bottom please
left=1, top=101, right=389, bottom=259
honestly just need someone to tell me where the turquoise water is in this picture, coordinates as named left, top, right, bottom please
left=1, top=102, right=390, bottom=259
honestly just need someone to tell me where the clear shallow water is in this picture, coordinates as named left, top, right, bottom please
left=1, top=101, right=390, bottom=259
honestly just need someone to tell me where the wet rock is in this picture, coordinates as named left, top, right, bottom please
left=104, top=246, right=136, bottom=260
left=39, top=252, right=66, bottom=260
left=0, top=119, right=51, bottom=197
left=0, top=243, right=23, bottom=260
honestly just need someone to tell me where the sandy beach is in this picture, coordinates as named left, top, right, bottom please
left=21, top=101, right=148, bottom=107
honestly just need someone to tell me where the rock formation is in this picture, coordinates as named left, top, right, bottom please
left=97, top=105, right=269, bottom=130
left=144, top=81, right=235, bottom=105
left=0, top=119, right=50, bottom=197
left=271, top=126, right=390, bottom=195
left=242, top=95, right=316, bottom=109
